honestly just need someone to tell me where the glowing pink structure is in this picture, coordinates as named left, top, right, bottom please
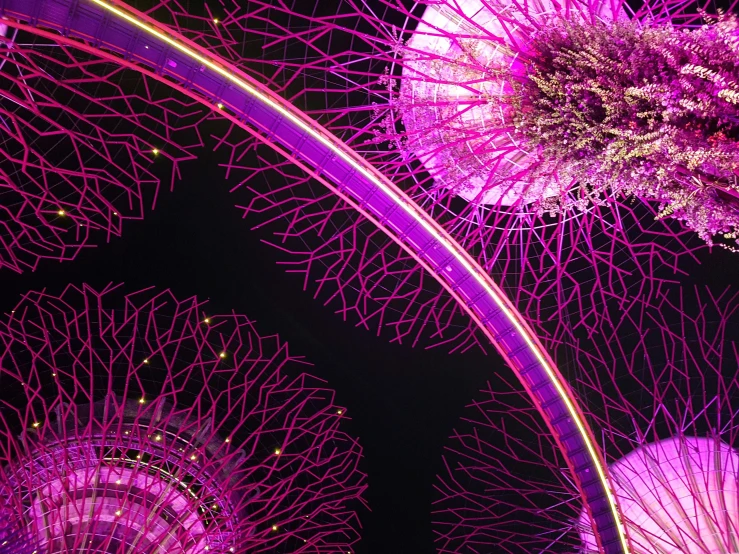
left=0, top=284, right=366, bottom=553
left=207, top=0, right=724, bottom=351
left=9, top=2, right=732, bottom=552
left=6, top=4, right=632, bottom=552
left=433, top=286, right=739, bottom=553
left=0, top=14, right=212, bottom=273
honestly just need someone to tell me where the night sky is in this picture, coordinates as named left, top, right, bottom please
left=5, top=1, right=739, bottom=551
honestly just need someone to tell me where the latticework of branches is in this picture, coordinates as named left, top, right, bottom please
left=0, top=283, right=366, bottom=553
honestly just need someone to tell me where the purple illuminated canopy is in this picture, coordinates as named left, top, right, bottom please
left=434, top=286, right=739, bottom=553
left=0, top=283, right=366, bottom=553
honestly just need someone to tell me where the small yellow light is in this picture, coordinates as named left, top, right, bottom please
left=204, top=318, right=210, bottom=324
left=32, top=422, right=40, bottom=428
left=212, top=504, right=218, bottom=509
left=213, top=18, right=219, bottom=24
left=190, top=454, right=197, bottom=461
left=225, top=437, right=230, bottom=443
left=115, top=510, right=122, bottom=517
left=271, top=524, right=278, bottom=532
left=143, top=359, right=149, bottom=364
left=113, top=212, right=118, bottom=216
left=217, top=102, right=224, bottom=109
left=52, top=373, right=57, bottom=377
left=57, top=210, right=65, bottom=216
left=152, top=148, right=159, bottom=155
left=116, top=479, right=122, bottom=484
left=219, top=352, right=226, bottom=358
left=139, top=397, right=145, bottom=404
left=337, top=409, right=343, bottom=415
left=154, top=435, right=162, bottom=441
left=274, top=448, right=281, bottom=456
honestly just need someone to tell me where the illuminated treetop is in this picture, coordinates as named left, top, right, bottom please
left=434, top=285, right=739, bottom=553
left=0, top=284, right=366, bottom=553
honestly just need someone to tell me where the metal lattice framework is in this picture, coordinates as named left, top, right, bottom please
left=204, top=0, right=730, bottom=351
left=7, top=1, right=736, bottom=552
left=3, top=0, right=717, bottom=347
left=433, top=285, right=739, bottom=553
left=0, top=283, right=366, bottom=553
left=0, top=16, right=215, bottom=273
left=2, top=0, right=709, bottom=551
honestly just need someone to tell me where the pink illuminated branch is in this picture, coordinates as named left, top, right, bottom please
left=209, top=0, right=721, bottom=353
left=0, top=284, right=366, bottom=553
left=434, top=285, right=739, bottom=553
left=0, top=26, right=212, bottom=273
left=9, top=3, right=735, bottom=551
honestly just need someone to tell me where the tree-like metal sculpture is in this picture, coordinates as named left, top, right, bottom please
left=7, top=5, right=637, bottom=551
left=433, top=285, right=739, bottom=553
left=200, top=0, right=739, bottom=351
left=7, top=0, right=736, bottom=350
left=0, top=284, right=366, bottom=553
left=0, top=17, right=212, bottom=273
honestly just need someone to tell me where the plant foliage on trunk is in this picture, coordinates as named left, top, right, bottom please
left=513, top=12, right=739, bottom=247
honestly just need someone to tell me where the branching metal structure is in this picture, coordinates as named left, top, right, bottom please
left=6, top=1, right=735, bottom=551
left=0, top=283, right=366, bottom=553
left=434, top=286, right=739, bottom=553
left=206, top=0, right=725, bottom=351
left=0, top=15, right=213, bottom=272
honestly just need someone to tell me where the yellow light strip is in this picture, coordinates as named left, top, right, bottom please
left=85, top=1, right=629, bottom=551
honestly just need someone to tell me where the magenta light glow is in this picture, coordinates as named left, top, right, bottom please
left=203, top=0, right=713, bottom=353
left=434, top=286, right=739, bottom=553
left=579, top=437, right=739, bottom=554
left=0, top=284, right=366, bottom=553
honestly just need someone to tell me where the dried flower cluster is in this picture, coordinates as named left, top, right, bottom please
left=395, top=12, right=739, bottom=247
left=515, top=12, right=739, bottom=246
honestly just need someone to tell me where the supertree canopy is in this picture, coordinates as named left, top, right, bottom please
left=5, top=0, right=738, bottom=345
left=578, top=436, right=739, bottom=553
left=4, top=0, right=716, bottom=349
left=0, top=284, right=366, bottom=553
left=3, top=0, right=729, bottom=346
left=432, top=285, right=739, bottom=553
left=8, top=2, right=739, bottom=551
left=189, top=0, right=739, bottom=351
left=0, top=13, right=217, bottom=273
left=397, top=3, right=739, bottom=242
